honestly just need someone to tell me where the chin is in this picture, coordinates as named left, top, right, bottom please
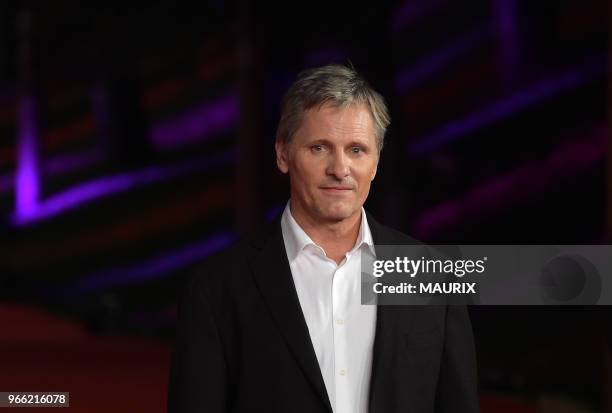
left=318, top=203, right=358, bottom=222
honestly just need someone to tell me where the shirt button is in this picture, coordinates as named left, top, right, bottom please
left=336, top=319, right=344, bottom=325
left=339, top=369, right=347, bottom=376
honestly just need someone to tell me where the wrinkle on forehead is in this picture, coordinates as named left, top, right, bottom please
left=301, top=104, right=375, bottom=143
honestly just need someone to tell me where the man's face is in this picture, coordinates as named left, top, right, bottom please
left=275, top=104, right=379, bottom=224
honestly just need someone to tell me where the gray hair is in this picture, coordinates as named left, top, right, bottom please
left=276, top=64, right=390, bottom=153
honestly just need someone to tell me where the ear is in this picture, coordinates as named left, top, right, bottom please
left=275, top=139, right=289, bottom=174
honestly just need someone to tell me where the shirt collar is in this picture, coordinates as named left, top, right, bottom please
left=280, top=201, right=375, bottom=263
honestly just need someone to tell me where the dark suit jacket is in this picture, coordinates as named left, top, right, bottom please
left=168, top=213, right=479, bottom=413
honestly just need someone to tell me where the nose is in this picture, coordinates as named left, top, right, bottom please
left=326, top=151, right=350, bottom=180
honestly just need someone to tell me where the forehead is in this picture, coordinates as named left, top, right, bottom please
left=297, top=103, right=375, bottom=142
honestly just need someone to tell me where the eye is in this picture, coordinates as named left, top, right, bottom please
left=351, top=146, right=363, bottom=154
left=311, top=144, right=324, bottom=152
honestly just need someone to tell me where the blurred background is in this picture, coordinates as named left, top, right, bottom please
left=1, top=1, right=610, bottom=412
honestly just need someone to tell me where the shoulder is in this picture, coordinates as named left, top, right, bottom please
left=188, top=239, right=251, bottom=291
left=186, top=219, right=282, bottom=294
left=365, top=211, right=423, bottom=246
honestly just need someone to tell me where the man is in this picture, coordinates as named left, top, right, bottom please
left=168, top=65, right=479, bottom=413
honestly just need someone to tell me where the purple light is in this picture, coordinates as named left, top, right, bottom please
left=2, top=150, right=105, bottom=195
left=60, top=231, right=235, bottom=294
left=4, top=91, right=238, bottom=195
left=150, top=92, right=239, bottom=149
left=394, top=27, right=487, bottom=93
left=10, top=148, right=235, bottom=226
left=15, top=95, right=40, bottom=220
left=407, top=59, right=606, bottom=156
left=414, top=129, right=608, bottom=237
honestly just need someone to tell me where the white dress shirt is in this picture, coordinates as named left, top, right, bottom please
left=280, top=202, right=377, bottom=413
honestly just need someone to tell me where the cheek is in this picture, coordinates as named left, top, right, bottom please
left=289, top=158, right=323, bottom=198
left=358, top=180, right=372, bottom=199
left=293, top=157, right=323, bottom=184
left=355, top=161, right=378, bottom=186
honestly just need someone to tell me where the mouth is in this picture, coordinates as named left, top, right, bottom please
left=319, top=186, right=354, bottom=194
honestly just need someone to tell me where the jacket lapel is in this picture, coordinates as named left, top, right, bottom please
left=367, top=213, right=420, bottom=411
left=249, top=221, right=333, bottom=413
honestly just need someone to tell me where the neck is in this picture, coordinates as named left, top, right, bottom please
left=289, top=202, right=362, bottom=264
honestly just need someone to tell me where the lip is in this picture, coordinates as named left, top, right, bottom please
left=320, top=187, right=353, bottom=194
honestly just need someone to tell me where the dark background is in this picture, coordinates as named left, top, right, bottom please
left=1, top=1, right=610, bottom=412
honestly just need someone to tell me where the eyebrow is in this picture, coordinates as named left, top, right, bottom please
left=307, top=138, right=373, bottom=148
